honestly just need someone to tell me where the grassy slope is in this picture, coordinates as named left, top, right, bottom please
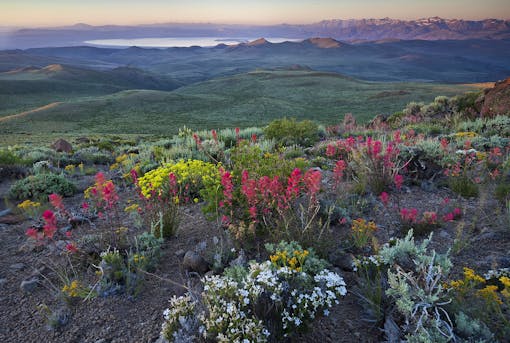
left=0, top=70, right=483, bottom=143
left=0, top=64, right=180, bottom=117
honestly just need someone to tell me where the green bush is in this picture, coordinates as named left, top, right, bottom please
left=231, top=143, right=309, bottom=180
left=9, top=173, right=76, bottom=200
left=0, top=150, right=27, bottom=165
left=448, top=176, right=479, bottom=198
left=264, top=117, right=319, bottom=147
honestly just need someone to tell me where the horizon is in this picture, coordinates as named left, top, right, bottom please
left=3, top=16, right=510, bottom=30
left=1, top=0, right=510, bottom=27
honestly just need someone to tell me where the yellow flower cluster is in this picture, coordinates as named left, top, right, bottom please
left=270, top=249, right=309, bottom=272
left=476, top=151, right=487, bottom=161
left=62, top=280, right=82, bottom=298
left=110, top=153, right=139, bottom=171
left=454, top=131, right=478, bottom=139
left=478, top=285, right=503, bottom=305
left=351, top=218, right=377, bottom=233
left=500, top=276, right=510, bottom=299
left=132, top=254, right=146, bottom=264
left=449, top=267, right=509, bottom=306
left=17, top=199, right=41, bottom=210
left=64, top=164, right=75, bottom=173
left=124, top=204, right=140, bottom=213
left=137, top=159, right=220, bottom=198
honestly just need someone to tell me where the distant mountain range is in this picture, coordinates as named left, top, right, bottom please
left=1, top=17, right=509, bottom=49
left=1, top=38, right=509, bottom=83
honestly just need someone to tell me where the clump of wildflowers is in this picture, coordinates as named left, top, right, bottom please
left=160, top=242, right=346, bottom=342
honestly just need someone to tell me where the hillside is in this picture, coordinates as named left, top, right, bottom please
left=0, top=69, right=483, bottom=141
left=0, top=64, right=180, bottom=117
left=0, top=39, right=505, bottom=85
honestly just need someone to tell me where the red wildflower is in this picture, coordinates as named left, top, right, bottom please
left=443, top=213, right=454, bottom=222
left=65, top=243, right=78, bottom=253
left=333, top=160, right=347, bottom=185
left=286, top=168, right=302, bottom=199
left=251, top=134, right=257, bottom=143
left=249, top=206, right=257, bottom=220
left=220, top=168, right=234, bottom=206
left=193, top=133, right=202, bottom=147
left=326, top=144, right=336, bottom=157
left=211, top=129, right=218, bottom=143
left=380, top=192, right=389, bottom=207
left=394, top=174, right=404, bottom=190
left=440, top=138, right=449, bottom=151
left=49, top=193, right=64, bottom=211
left=304, top=169, right=321, bottom=200
left=26, top=228, right=39, bottom=240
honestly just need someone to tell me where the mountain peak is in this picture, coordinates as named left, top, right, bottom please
left=304, top=37, right=342, bottom=48
left=246, top=38, right=270, bottom=46
left=40, top=64, right=64, bottom=73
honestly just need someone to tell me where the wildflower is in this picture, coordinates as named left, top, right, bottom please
left=333, top=160, right=346, bottom=185
left=394, top=174, right=403, bottom=190
left=17, top=200, right=41, bottom=210
left=380, top=192, right=389, bottom=207
left=81, top=202, right=89, bottom=211
left=286, top=168, right=302, bottom=199
left=326, top=144, right=336, bottom=157
left=65, top=243, right=78, bottom=253
left=42, top=210, right=57, bottom=239
left=304, top=169, right=321, bottom=200
left=251, top=134, right=257, bottom=143
left=249, top=206, right=257, bottom=220
left=26, top=227, right=39, bottom=240
left=211, top=129, right=218, bottom=143
left=49, top=193, right=64, bottom=211
left=440, top=138, right=449, bottom=151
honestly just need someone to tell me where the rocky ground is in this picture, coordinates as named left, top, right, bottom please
left=0, top=169, right=509, bottom=343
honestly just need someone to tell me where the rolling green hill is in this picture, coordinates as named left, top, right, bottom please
left=0, top=64, right=180, bottom=117
left=0, top=69, right=484, bottom=143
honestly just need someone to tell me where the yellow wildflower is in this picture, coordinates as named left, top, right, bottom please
left=478, top=285, right=503, bottom=305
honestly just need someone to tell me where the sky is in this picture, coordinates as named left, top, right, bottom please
left=1, top=0, right=509, bottom=27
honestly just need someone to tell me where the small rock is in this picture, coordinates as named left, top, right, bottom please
left=0, top=214, right=24, bottom=225
left=174, top=249, right=185, bottom=258
left=329, top=251, right=355, bottom=272
left=20, top=277, right=39, bottom=293
left=182, top=251, right=208, bottom=274
left=438, top=230, right=451, bottom=239
left=0, top=278, right=7, bottom=286
left=420, top=180, right=436, bottom=192
left=55, top=240, right=67, bottom=251
left=0, top=208, right=12, bottom=217
left=229, top=250, right=247, bottom=267
left=9, top=263, right=25, bottom=271
left=94, top=339, right=106, bottom=343
left=51, top=138, right=73, bottom=153
left=75, top=136, right=90, bottom=144
left=154, top=336, right=168, bottom=343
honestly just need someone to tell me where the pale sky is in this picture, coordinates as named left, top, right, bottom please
left=1, top=0, right=509, bottom=27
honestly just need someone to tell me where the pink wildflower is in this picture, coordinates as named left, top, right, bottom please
left=380, top=192, right=389, bottom=207
left=49, top=193, right=64, bottom=211
left=394, top=174, right=404, bottom=190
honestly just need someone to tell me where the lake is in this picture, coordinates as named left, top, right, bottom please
left=84, top=37, right=301, bottom=48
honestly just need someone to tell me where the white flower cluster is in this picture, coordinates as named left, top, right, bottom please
left=484, top=267, right=510, bottom=280
left=455, top=148, right=477, bottom=155
left=352, top=254, right=383, bottom=272
left=202, top=274, right=269, bottom=343
left=161, top=294, right=199, bottom=342
left=160, top=258, right=347, bottom=342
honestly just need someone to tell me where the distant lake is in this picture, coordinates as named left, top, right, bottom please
left=84, top=37, right=301, bottom=48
